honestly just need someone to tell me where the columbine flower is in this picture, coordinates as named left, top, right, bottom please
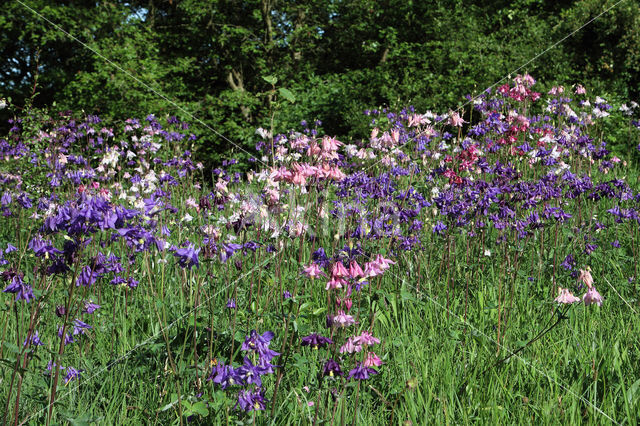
left=448, top=111, right=466, bottom=127
left=173, top=244, right=200, bottom=269
left=3, top=276, right=34, bottom=303
left=322, top=359, right=342, bottom=378
left=242, top=330, right=279, bottom=361
left=364, top=262, right=384, bottom=278
left=348, top=260, right=364, bottom=279
left=373, top=254, right=396, bottom=271
left=325, top=277, right=346, bottom=291
left=83, top=300, right=100, bottom=314
left=354, top=331, right=380, bottom=346
left=433, top=221, right=447, bottom=235
left=363, top=352, right=383, bottom=367
left=554, top=287, right=580, bottom=304
left=302, top=263, right=325, bottom=279
left=332, top=311, right=356, bottom=327
left=331, top=261, right=349, bottom=278
left=340, top=336, right=363, bottom=354
left=347, top=363, right=378, bottom=380
left=209, top=364, right=242, bottom=389
left=578, top=268, right=594, bottom=288
left=23, top=330, right=43, bottom=347
left=237, top=357, right=263, bottom=387
left=64, top=366, right=82, bottom=384
left=237, top=389, right=266, bottom=412
left=582, top=287, right=603, bottom=306
left=301, top=333, right=333, bottom=349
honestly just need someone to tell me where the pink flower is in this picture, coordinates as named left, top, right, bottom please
left=215, top=179, right=228, bottom=194
left=549, top=86, right=565, bottom=95
left=555, top=287, right=580, bottom=304
left=303, top=263, right=325, bottom=279
left=374, top=254, right=396, bottom=270
left=339, top=336, right=363, bottom=354
left=363, top=352, right=383, bottom=367
left=331, top=261, right=349, bottom=278
left=578, top=268, right=594, bottom=289
left=575, top=84, right=586, bottom=95
left=321, top=136, right=343, bottom=152
left=364, top=262, right=385, bottom=278
left=325, top=277, right=346, bottom=291
left=582, top=287, right=603, bottom=306
left=343, top=298, right=352, bottom=311
left=354, top=331, right=380, bottom=346
left=349, top=261, right=364, bottom=279
left=448, top=111, right=466, bottom=127
left=332, top=311, right=356, bottom=327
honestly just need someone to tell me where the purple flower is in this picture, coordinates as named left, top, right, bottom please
left=301, top=333, right=333, bottom=349
left=83, top=301, right=100, bottom=314
left=236, top=389, right=266, bottom=412
left=1, top=192, right=11, bottom=206
left=64, top=366, right=82, bottom=384
left=58, top=327, right=74, bottom=345
left=3, top=276, right=34, bottom=303
left=237, top=357, right=263, bottom=387
left=433, top=221, right=447, bottom=235
left=77, top=266, right=99, bottom=287
left=72, top=319, right=92, bottom=335
left=226, top=298, right=236, bottom=309
left=220, top=243, right=242, bottom=263
left=242, top=330, right=274, bottom=354
left=347, top=363, right=378, bottom=380
left=23, top=330, right=43, bottom=347
left=322, top=359, right=343, bottom=378
left=560, top=254, right=574, bottom=270
left=208, top=364, right=242, bottom=389
left=173, top=244, right=200, bottom=269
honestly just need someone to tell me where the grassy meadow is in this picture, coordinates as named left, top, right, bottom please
left=0, top=76, right=639, bottom=424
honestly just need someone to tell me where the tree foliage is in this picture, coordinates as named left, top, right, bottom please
left=1, top=0, right=639, bottom=169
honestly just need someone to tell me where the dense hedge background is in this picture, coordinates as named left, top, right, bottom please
left=2, top=0, right=639, bottom=169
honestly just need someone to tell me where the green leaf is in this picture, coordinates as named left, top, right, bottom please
left=191, top=401, right=209, bottom=417
left=278, top=87, right=296, bottom=103
left=2, top=342, right=20, bottom=354
left=262, top=75, right=277, bottom=85
left=158, top=394, right=179, bottom=412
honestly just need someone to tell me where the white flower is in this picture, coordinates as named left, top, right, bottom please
left=256, top=127, right=272, bottom=139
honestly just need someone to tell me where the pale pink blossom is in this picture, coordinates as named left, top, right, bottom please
left=582, top=287, right=603, bottom=306
left=364, top=261, right=385, bottom=278
left=448, top=111, right=466, bottom=127
left=578, top=268, right=594, bottom=289
left=332, top=311, right=356, bottom=327
left=349, top=261, right=364, bottom=279
left=321, top=136, right=343, bottom=152
left=555, top=287, right=580, bottom=304
left=215, top=179, right=228, bottom=194
left=355, top=331, right=380, bottom=346
left=374, top=254, right=396, bottom=271
left=331, top=261, right=349, bottom=278
left=363, top=352, right=383, bottom=367
left=303, top=263, right=325, bottom=279
left=340, top=336, right=363, bottom=354
left=325, top=277, right=346, bottom=290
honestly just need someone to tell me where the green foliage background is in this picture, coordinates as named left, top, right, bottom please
left=2, top=0, right=639, bottom=169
